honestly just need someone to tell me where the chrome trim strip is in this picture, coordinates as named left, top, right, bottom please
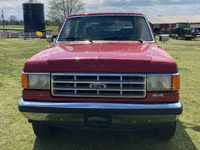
left=19, top=99, right=182, bottom=110
left=56, top=40, right=155, bottom=45
left=53, top=88, right=145, bottom=91
left=50, top=95, right=145, bottom=98
left=52, top=73, right=146, bottom=76
left=147, top=73, right=180, bottom=76
left=22, top=71, right=27, bottom=75
left=22, top=71, right=50, bottom=75
left=52, top=81, right=145, bottom=84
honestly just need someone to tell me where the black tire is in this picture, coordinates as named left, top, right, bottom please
left=151, top=122, right=177, bottom=140
left=32, top=123, right=58, bottom=137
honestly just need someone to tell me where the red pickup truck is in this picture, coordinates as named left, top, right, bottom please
left=19, top=12, right=182, bottom=140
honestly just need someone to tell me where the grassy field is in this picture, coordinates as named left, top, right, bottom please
left=0, top=25, right=59, bottom=33
left=0, top=38, right=200, bottom=150
left=0, top=25, right=24, bottom=29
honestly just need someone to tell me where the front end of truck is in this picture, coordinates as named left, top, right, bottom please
left=19, top=13, right=182, bottom=140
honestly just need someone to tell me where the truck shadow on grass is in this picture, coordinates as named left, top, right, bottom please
left=33, top=120, right=198, bottom=150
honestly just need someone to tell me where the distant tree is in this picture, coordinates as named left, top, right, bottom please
left=47, top=0, right=85, bottom=25
left=20, top=19, right=24, bottom=25
left=5, top=20, right=9, bottom=25
left=9, top=15, right=17, bottom=25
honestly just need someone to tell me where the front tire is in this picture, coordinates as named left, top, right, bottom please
left=151, top=122, right=177, bottom=140
left=32, top=123, right=58, bottom=137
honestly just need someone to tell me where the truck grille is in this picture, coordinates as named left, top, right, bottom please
left=51, top=73, right=146, bottom=98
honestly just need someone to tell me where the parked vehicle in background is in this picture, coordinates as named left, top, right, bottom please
left=19, top=12, right=182, bottom=140
left=169, top=23, right=196, bottom=40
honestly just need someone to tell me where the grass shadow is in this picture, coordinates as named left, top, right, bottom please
left=191, top=126, right=200, bottom=132
left=180, top=121, right=200, bottom=132
left=33, top=120, right=198, bottom=150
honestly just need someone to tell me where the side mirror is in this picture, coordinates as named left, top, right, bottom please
left=159, top=34, right=169, bottom=42
left=46, top=35, right=53, bottom=43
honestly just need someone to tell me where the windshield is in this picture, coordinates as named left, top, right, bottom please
left=58, top=16, right=153, bottom=42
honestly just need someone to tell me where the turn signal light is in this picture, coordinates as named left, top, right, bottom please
left=172, top=75, right=180, bottom=90
left=21, top=74, right=28, bottom=88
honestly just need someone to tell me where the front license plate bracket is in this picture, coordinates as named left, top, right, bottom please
left=84, top=114, right=112, bottom=127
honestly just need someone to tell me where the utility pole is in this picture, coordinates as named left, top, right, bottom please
left=1, top=10, right=5, bottom=30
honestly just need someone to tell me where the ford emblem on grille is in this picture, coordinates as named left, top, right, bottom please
left=89, top=83, right=107, bottom=89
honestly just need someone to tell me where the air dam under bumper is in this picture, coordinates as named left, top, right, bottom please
left=19, top=99, right=183, bottom=131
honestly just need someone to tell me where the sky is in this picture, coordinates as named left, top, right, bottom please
left=0, top=0, right=200, bottom=20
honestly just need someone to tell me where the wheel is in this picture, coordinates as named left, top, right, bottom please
left=32, top=123, right=58, bottom=137
left=151, top=122, right=177, bottom=140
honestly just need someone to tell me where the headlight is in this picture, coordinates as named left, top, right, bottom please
left=21, top=72, right=50, bottom=89
left=147, top=73, right=180, bottom=91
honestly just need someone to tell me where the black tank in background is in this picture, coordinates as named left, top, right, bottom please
left=23, top=2, right=45, bottom=33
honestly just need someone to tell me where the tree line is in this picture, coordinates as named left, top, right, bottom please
left=0, top=16, right=63, bottom=26
left=0, top=15, right=24, bottom=26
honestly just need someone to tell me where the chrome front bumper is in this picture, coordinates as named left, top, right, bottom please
left=19, top=99, right=182, bottom=130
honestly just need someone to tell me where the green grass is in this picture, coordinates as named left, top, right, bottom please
left=0, top=38, right=200, bottom=149
left=0, top=25, right=59, bottom=33
left=0, top=25, right=24, bottom=28
left=46, top=26, right=59, bottom=34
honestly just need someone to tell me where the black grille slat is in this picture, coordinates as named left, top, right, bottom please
left=51, top=73, right=146, bottom=98
left=54, top=75, right=74, bottom=81
left=99, top=76, right=120, bottom=81
left=99, top=91, right=121, bottom=95
left=77, top=90, right=97, bottom=95
left=123, top=91, right=144, bottom=96
left=123, top=76, right=144, bottom=82
left=54, top=90, right=74, bottom=95
left=54, top=83, right=74, bottom=88
left=106, top=84, right=120, bottom=89
left=76, top=76, right=97, bottom=81
left=123, top=84, right=144, bottom=89
left=76, top=83, right=90, bottom=88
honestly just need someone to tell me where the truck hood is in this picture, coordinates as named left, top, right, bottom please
left=23, top=41, right=178, bottom=73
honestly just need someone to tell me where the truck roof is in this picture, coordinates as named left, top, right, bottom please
left=67, top=12, right=144, bottom=18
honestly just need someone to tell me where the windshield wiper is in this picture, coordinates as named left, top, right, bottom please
left=102, top=36, right=130, bottom=40
left=132, top=39, right=144, bottom=43
left=62, top=37, right=93, bottom=43
left=102, top=36, right=144, bottom=43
